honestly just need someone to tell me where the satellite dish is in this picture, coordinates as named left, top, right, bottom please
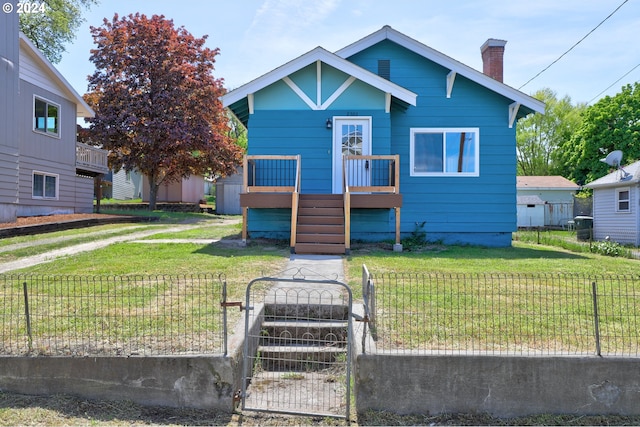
left=600, top=150, right=623, bottom=167
left=600, top=150, right=631, bottom=181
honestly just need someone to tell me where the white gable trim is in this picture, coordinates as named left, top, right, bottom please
left=221, top=46, right=417, bottom=108
left=19, top=33, right=94, bottom=118
left=336, top=26, right=545, bottom=115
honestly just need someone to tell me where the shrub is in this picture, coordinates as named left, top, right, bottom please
left=591, top=239, right=631, bottom=257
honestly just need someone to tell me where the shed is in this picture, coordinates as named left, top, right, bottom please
left=516, top=176, right=580, bottom=227
left=517, top=195, right=545, bottom=228
left=584, top=160, right=640, bottom=246
left=215, top=168, right=243, bottom=215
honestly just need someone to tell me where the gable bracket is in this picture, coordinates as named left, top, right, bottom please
left=283, top=76, right=318, bottom=110
left=446, top=71, right=456, bottom=98
left=508, top=101, right=521, bottom=128
left=321, top=76, right=356, bottom=110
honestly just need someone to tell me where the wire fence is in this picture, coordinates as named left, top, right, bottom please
left=364, top=272, right=640, bottom=356
left=0, top=274, right=229, bottom=356
left=3, top=272, right=640, bottom=358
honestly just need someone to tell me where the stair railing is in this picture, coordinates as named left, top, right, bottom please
left=342, top=155, right=351, bottom=253
left=290, top=155, right=301, bottom=250
left=342, top=155, right=401, bottom=248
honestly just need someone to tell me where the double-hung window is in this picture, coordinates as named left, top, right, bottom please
left=32, top=171, right=58, bottom=199
left=617, top=188, right=630, bottom=212
left=410, top=128, right=479, bottom=176
left=34, top=96, right=60, bottom=137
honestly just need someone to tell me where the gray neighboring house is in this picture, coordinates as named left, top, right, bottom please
left=584, top=160, right=640, bottom=246
left=111, top=169, right=143, bottom=200
left=1, top=9, right=108, bottom=222
left=516, top=176, right=580, bottom=228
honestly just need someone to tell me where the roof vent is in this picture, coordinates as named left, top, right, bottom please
left=378, top=59, right=390, bottom=80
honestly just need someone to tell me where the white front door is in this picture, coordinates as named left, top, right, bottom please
left=332, top=117, right=371, bottom=194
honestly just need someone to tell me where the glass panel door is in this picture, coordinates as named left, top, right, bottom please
left=332, top=118, right=371, bottom=193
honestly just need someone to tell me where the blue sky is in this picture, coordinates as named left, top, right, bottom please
left=55, top=0, right=640, bottom=105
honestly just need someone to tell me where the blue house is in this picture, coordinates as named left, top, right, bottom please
left=222, top=26, right=544, bottom=254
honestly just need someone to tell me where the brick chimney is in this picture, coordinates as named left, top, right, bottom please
left=481, top=39, right=507, bottom=82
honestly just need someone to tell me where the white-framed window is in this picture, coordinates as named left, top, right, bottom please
left=617, top=188, right=630, bottom=212
left=410, top=128, right=479, bottom=176
left=32, top=171, right=58, bottom=199
left=33, top=96, right=60, bottom=137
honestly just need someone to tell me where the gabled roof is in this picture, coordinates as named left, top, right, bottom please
left=336, top=26, right=545, bottom=116
left=517, top=176, right=580, bottom=190
left=584, top=160, right=640, bottom=189
left=19, top=33, right=94, bottom=118
left=221, top=46, right=417, bottom=108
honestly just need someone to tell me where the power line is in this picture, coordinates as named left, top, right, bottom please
left=587, top=61, right=640, bottom=104
left=518, top=0, right=629, bottom=90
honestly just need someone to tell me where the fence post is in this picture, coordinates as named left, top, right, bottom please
left=591, top=281, right=602, bottom=356
left=22, top=282, right=32, bottom=352
left=221, top=275, right=228, bottom=357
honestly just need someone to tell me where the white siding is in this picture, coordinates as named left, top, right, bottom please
left=112, top=169, right=142, bottom=200
left=517, top=204, right=544, bottom=227
left=592, top=187, right=639, bottom=245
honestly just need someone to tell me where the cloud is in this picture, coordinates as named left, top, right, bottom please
left=249, top=0, right=341, bottom=36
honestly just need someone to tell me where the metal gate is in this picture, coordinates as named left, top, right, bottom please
left=240, top=275, right=353, bottom=419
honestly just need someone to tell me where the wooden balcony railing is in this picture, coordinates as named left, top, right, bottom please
left=76, top=142, right=109, bottom=175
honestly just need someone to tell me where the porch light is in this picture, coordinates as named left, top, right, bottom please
left=326, top=118, right=332, bottom=129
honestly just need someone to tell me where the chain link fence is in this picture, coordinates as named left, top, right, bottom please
left=363, top=272, right=640, bottom=356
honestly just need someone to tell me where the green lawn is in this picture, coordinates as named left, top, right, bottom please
left=3, top=216, right=639, bottom=356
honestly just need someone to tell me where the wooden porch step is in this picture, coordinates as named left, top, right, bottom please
left=298, top=207, right=342, bottom=217
left=297, top=224, right=344, bottom=234
left=297, top=215, right=344, bottom=225
left=296, top=233, right=344, bottom=244
left=294, top=194, right=346, bottom=255
left=299, top=196, right=342, bottom=208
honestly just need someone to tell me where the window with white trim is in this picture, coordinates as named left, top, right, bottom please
left=410, top=128, right=479, bottom=176
left=34, top=96, right=60, bottom=137
left=617, top=188, right=630, bottom=212
left=32, top=171, right=58, bottom=199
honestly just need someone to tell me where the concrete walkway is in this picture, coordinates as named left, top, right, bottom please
left=0, top=220, right=237, bottom=274
left=281, top=254, right=345, bottom=281
left=0, top=217, right=349, bottom=278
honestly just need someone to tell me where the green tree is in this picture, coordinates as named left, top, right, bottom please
left=19, top=0, right=98, bottom=64
left=516, top=88, right=585, bottom=176
left=86, top=13, right=243, bottom=210
left=557, top=83, right=640, bottom=185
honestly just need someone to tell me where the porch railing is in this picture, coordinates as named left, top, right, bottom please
left=343, top=155, right=401, bottom=252
left=241, top=155, right=301, bottom=245
left=342, top=155, right=400, bottom=194
left=76, top=142, right=109, bottom=175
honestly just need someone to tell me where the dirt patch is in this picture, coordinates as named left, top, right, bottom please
left=0, top=214, right=123, bottom=229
